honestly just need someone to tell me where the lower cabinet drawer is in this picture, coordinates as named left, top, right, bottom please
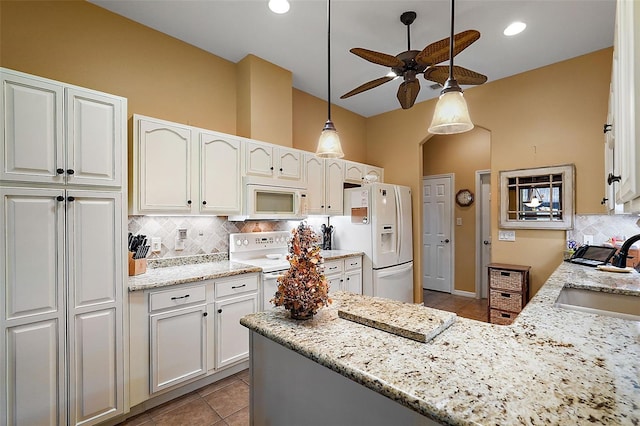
left=149, top=285, right=206, bottom=312
left=215, top=275, right=259, bottom=298
left=344, top=256, right=362, bottom=271
left=490, top=309, right=516, bottom=325
left=489, top=289, right=523, bottom=313
left=324, top=260, right=343, bottom=275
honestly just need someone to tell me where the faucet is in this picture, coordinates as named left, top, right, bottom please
left=611, top=233, right=640, bottom=267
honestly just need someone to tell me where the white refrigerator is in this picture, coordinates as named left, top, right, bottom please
left=331, top=183, right=414, bottom=303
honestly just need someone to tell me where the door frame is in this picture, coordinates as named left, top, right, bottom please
left=475, top=170, right=491, bottom=299
left=422, top=173, right=454, bottom=294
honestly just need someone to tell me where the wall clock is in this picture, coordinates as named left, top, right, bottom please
left=456, top=189, right=474, bottom=207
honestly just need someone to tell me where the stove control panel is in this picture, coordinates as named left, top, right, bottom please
left=229, top=231, right=291, bottom=252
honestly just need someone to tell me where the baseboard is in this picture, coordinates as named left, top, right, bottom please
left=452, top=289, right=477, bottom=298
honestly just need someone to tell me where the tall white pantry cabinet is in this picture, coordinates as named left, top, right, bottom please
left=0, top=68, right=127, bottom=426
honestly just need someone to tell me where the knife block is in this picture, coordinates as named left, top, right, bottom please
left=128, top=252, right=147, bottom=276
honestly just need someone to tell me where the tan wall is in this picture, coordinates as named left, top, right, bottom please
left=368, top=48, right=612, bottom=301
left=292, top=89, right=367, bottom=162
left=423, top=128, right=491, bottom=293
left=237, top=55, right=293, bottom=146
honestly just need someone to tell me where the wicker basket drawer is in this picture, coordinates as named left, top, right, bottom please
left=489, top=289, right=523, bottom=313
left=490, top=269, right=524, bottom=292
left=490, top=308, right=516, bottom=325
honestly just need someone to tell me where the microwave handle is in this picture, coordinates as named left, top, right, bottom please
left=298, top=193, right=307, bottom=216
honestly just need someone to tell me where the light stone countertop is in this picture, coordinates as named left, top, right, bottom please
left=128, top=250, right=363, bottom=291
left=240, top=262, right=640, bottom=425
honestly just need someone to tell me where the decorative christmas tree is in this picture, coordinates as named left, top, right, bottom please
left=271, top=222, right=331, bottom=319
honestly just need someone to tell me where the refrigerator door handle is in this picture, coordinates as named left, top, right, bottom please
left=376, top=262, right=413, bottom=278
left=395, top=187, right=402, bottom=263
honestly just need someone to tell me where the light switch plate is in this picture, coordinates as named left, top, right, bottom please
left=498, top=230, right=516, bottom=241
left=456, top=217, right=463, bottom=226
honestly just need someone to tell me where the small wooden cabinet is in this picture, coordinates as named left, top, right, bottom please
left=487, top=263, right=530, bottom=325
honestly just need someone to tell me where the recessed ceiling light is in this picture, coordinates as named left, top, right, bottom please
left=504, top=21, right=526, bottom=36
left=268, top=0, right=290, bottom=14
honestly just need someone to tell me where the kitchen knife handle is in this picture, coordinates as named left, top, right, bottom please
left=56, top=195, right=64, bottom=202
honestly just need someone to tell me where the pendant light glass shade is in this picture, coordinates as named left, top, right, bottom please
left=316, top=120, right=344, bottom=158
left=316, top=0, right=345, bottom=158
left=428, top=89, right=474, bottom=134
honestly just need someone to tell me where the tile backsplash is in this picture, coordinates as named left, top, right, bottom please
left=128, top=216, right=329, bottom=259
left=567, top=214, right=640, bottom=246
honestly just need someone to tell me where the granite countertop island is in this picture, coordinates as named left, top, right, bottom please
left=240, top=262, right=640, bottom=425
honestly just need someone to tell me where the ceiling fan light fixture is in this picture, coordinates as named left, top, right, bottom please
left=268, top=0, right=290, bottom=14
left=504, top=21, right=526, bottom=36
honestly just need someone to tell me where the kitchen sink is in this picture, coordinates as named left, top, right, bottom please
left=554, top=287, right=640, bottom=321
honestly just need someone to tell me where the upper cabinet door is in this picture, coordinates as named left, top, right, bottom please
left=364, top=165, right=384, bottom=183
left=1, top=71, right=64, bottom=184
left=276, top=148, right=303, bottom=181
left=66, top=88, right=123, bottom=187
left=199, top=131, right=242, bottom=214
left=344, top=161, right=365, bottom=184
left=135, top=117, right=193, bottom=214
left=244, top=141, right=274, bottom=177
left=304, top=154, right=325, bottom=214
left=325, top=159, right=344, bottom=215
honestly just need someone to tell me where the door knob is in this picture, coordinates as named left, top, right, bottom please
left=443, top=239, right=450, bottom=243
left=483, top=240, right=491, bottom=245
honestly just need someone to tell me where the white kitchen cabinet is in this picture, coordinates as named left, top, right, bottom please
left=365, top=165, right=384, bottom=183
left=304, top=155, right=344, bottom=216
left=214, top=274, right=259, bottom=369
left=132, top=116, right=193, bottom=214
left=344, top=161, right=384, bottom=184
left=1, top=68, right=123, bottom=187
left=150, top=303, right=207, bottom=393
left=244, top=140, right=304, bottom=183
left=1, top=187, right=125, bottom=426
left=325, top=256, right=363, bottom=294
left=610, top=0, right=640, bottom=211
left=199, top=130, right=242, bottom=214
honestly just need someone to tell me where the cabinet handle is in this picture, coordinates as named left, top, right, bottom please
left=603, top=123, right=612, bottom=133
left=187, top=200, right=192, bottom=205
left=340, top=279, right=343, bottom=282
left=279, top=168, right=283, bottom=172
left=500, top=271, right=510, bottom=276
left=56, top=168, right=64, bottom=175
left=66, top=169, right=74, bottom=175
left=170, top=294, right=190, bottom=300
left=321, top=205, right=324, bottom=208
left=202, top=200, right=207, bottom=205
left=327, top=205, right=331, bottom=209
left=231, top=284, right=246, bottom=289
left=607, top=173, right=621, bottom=185
left=203, top=312, right=208, bottom=317
left=501, top=313, right=511, bottom=318
left=346, top=277, right=350, bottom=281
left=218, top=309, right=222, bottom=314
left=56, top=195, right=65, bottom=202
left=600, top=197, right=608, bottom=205
left=500, top=292, right=511, bottom=298
left=67, top=196, right=75, bottom=202
left=270, top=166, right=274, bottom=171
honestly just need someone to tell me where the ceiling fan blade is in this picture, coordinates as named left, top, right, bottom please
left=350, top=48, right=405, bottom=68
left=341, top=76, right=395, bottom=99
left=397, top=79, right=420, bottom=109
left=415, top=30, right=481, bottom=66
left=424, top=65, right=488, bottom=86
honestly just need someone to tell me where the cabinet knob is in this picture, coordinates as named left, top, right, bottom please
left=56, top=168, right=64, bottom=175
left=202, top=200, right=207, bottom=205
left=56, top=195, right=64, bottom=202
left=327, top=205, right=331, bottom=209
left=218, top=309, right=222, bottom=314
left=203, top=312, right=208, bottom=317
left=66, top=169, right=74, bottom=175
left=270, top=166, right=274, bottom=171
left=607, top=173, right=621, bottom=185
left=187, top=200, right=192, bottom=205
left=321, top=205, right=324, bottom=208
left=67, top=196, right=75, bottom=202
left=279, top=168, right=283, bottom=172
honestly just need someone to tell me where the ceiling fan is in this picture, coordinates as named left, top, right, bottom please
left=341, top=11, right=487, bottom=110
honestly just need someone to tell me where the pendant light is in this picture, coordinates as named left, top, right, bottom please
left=524, top=188, right=543, bottom=208
left=428, top=0, right=474, bottom=135
left=316, top=0, right=344, bottom=158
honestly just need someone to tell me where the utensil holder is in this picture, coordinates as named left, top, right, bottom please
left=128, top=251, right=147, bottom=276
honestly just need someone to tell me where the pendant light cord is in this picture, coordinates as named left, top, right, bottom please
left=448, top=0, right=455, bottom=81
left=327, top=0, right=332, bottom=122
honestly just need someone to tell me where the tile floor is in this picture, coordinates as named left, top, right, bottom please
left=117, top=370, right=250, bottom=426
left=423, top=289, right=488, bottom=322
left=119, top=292, right=486, bottom=426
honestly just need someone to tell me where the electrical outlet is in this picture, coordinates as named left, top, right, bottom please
left=583, top=234, right=594, bottom=245
left=178, top=228, right=187, bottom=240
left=456, top=217, right=463, bottom=226
left=175, top=237, right=185, bottom=251
left=151, top=237, right=161, bottom=253
left=498, top=230, right=516, bottom=241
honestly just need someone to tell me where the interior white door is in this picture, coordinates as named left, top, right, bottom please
left=480, top=173, right=491, bottom=299
left=422, top=176, right=452, bottom=292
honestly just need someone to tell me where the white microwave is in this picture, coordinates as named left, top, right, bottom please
left=231, top=183, right=307, bottom=220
